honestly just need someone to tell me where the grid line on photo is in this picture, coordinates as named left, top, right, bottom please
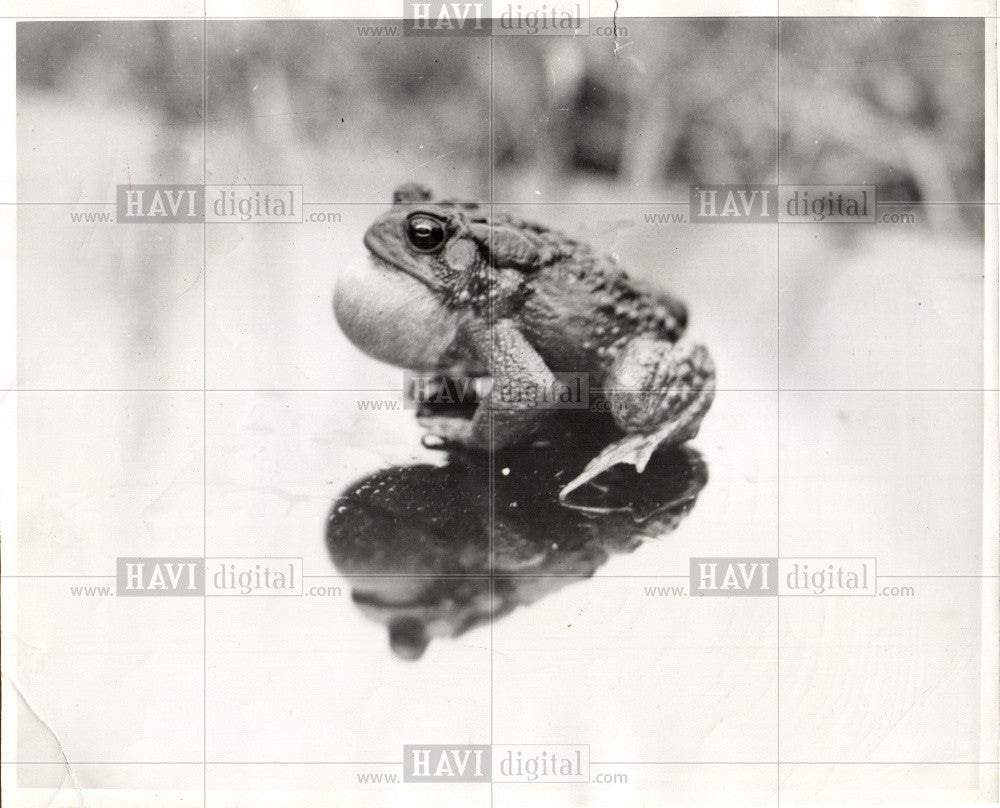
left=4, top=572, right=999, bottom=579
left=8, top=759, right=1000, bottom=765
left=6, top=388, right=1000, bottom=395
left=3, top=15, right=1000, bottom=20
left=201, top=8, right=208, bottom=805
left=10, top=199, right=999, bottom=205
left=775, top=15, right=782, bottom=805
left=488, top=32, right=497, bottom=800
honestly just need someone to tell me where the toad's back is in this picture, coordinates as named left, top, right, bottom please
left=518, top=253, right=688, bottom=377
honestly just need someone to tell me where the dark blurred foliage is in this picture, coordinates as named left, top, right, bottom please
left=19, top=18, right=985, bottom=227
left=205, top=22, right=489, bottom=153
left=494, top=20, right=781, bottom=186
left=779, top=18, right=984, bottom=229
left=492, top=18, right=983, bottom=226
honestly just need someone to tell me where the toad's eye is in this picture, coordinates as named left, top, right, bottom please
left=405, top=214, right=447, bottom=253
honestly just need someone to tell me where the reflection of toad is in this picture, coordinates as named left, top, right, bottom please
left=325, top=423, right=707, bottom=660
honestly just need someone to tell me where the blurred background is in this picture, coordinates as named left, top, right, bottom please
left=18, top=18, right=986, bottom=218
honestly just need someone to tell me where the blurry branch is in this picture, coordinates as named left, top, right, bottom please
left=620, top=74, right=681, bottom=192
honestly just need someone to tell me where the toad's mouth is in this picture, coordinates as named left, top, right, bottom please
left=367, top=250, right=454, bottom=297
left=367, top=251, right=411, bottom=275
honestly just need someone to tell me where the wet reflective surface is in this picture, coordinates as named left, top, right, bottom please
left=327, top=418, right=708, bottom=659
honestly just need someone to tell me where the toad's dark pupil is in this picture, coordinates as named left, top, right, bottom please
left=406, top=216, right=446, bottom=252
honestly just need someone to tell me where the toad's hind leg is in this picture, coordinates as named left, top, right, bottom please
left=560, top=337, right=715, bottom=499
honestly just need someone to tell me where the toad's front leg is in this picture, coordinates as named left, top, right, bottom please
left=418, top=318, right=557, bottom=451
